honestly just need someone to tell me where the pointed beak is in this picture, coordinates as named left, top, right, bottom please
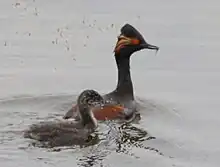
left=141, top=43, right=159, bottom=51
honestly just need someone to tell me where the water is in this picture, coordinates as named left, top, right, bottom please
left=0, top=0, right=220, bottom=166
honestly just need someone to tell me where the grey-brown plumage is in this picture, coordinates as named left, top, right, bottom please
left=24, top=89, right=104, bottom=147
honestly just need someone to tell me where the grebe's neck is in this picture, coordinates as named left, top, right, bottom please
left=79, top=108, right=97, bottom=129
left=114, top=53, right=134, bottom=100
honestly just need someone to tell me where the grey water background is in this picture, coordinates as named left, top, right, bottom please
left=0, top=0, right=220, bottom=166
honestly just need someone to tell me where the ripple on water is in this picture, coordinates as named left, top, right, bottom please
left=0, top=94, right=186, bottom=167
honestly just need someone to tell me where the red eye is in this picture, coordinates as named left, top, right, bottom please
left=131, top=39, right=140, bottom=45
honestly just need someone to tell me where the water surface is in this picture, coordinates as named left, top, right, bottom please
left=0, top=0, right=220, bottom=166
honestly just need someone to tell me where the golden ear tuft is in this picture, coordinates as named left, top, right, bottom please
left=114, top=35, right=140, bottom=53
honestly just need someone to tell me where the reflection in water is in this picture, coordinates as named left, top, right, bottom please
left=77, top=121, right=119, bottom=167
left=0, top=94, right=168, bottom=166
left=78, top=153, right=107, bottom=167
left=77, top=122, right=163, bottom=167
left=115, top=123, right=164, bottom=157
